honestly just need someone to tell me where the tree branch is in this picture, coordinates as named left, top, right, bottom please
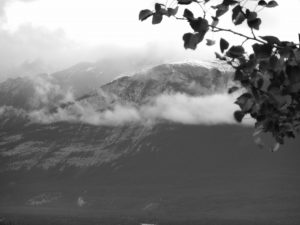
left=210, top=25, right=266, bottom=44
left=241, top=37, right=249, bottom=46
left=251, top=28, right=257, bottom=39
left=197, top=2, right=206, bottom=18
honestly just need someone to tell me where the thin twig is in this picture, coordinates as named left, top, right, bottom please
left=251, top=28, right=257, bottom=39
left=210, top=25, right=266, bottom=44
left=241, top=38, right=249, bottom=46
left=197, top=2, right=206, bottom=18
left=175, top=16, right=186, bottom=20
left=174, top=17, right=289, bottom=48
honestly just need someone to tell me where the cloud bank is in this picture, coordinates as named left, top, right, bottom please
left=0, top=72, right=253, bottom=127
left=26, top=93, right=251, bottom=126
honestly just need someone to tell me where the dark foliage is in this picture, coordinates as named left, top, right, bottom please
left=139, top=0, right=300, bottom=149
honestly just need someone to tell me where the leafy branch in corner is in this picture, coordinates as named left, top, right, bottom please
left=139, top=0, right=300, bottom=151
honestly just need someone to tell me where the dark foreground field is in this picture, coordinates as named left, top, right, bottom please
left=1, top=208, right=300, bottom=225
left=1, top=125, right=300, bottom=225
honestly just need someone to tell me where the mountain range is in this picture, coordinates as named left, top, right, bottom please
left=0, top=61, right=299, bottom=225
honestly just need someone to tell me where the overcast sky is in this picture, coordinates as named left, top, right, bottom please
left=0, top=0, right=299, bottom=79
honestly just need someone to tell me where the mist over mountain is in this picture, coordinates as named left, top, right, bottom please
left=0, top=60, right=241, bottom=126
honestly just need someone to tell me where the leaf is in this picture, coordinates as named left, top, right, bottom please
left=189, top=17, right=209, bottom=34
left=235, top=93, right=254, bottom=112
left=269, top=55, right=283, bottom=72
left=177, top=0, right=196, bottom=5
left=183, top=33, right=205, bottom=50
left=183, top=9, right=194, bottom=20
left=252, top=43, right=273, bottom=59
left=167, top=6, right=179, bottom=17
left=220, top=38, right=229, bottom=53
left=139, top=9, right=153, bottom=21
left=228, top=86, right=239, bottom=94
left=247, top=18, right=261, bottom=30
left=206, top=39, right=216, bottom=46
left=246, top=11, right=257, bottom=21
left=255, top=77, right=264, bottom=89
left=258, top=0, right=267, bottom=6
left=294, top=49, right=300, bottom=63
left=236, top=93, right=252, bottom=106
left=155, top=3, right=162, bottom=12
left=215, top=52, right=226, bottom=60
left=267, top=0, right=278, bottom=8
left=211, top=16, right=219, bottom=27
left=223, top=0, right=238, bottom=6
left=259, top=35, right=281, bottom=45
left=275, top=136, right=284, bottom=145
left=226, top=45, right=245, bottom=58
left=286, top=65, right=300, bottom=83
left=159, top=8, right=168, bottom=16
left=234, top=69, right=244, bottom=81
left=287, top=83, right=300, bottom=93
left=278, top=46, right=292, bottom=58
left=216, top=4, right=229, bottom=17
left=152, top=12, right=163, bottom=24
left=270, top=92, right=292, bottom=109
left=232, top=5, right=245, bottom=25
left=234, top=110, right=245, bottom=122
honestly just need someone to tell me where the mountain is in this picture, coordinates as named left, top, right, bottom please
left=0, top=61, right=300, bottom=225
left=0, top=77, right=36, bottom=110
left=0, top=61, right=235, bottom=169
left=0, top=57, right=155, bottom=111
left=52, top=56, right=170, bottom=98
left=93, top=62, right=232, bottom=103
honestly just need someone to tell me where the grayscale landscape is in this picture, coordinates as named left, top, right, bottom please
left=0, top=0, right=299, bottom=225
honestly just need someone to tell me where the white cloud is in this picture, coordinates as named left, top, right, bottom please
left=142, top=93, right=240, bottom=125
left=29, top=75, right=75, bottom=109
left=28, top=92, right=253, bottom=126
left=29, top=101, right=141, bottom=126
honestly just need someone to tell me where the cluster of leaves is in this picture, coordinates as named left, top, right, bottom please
left=139, top=3, right=179, bottom=24
left=140, top=0, right=300, bottom=150
left=230, top=38, right=300, bottom=147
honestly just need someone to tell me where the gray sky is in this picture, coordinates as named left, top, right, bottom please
left=0, top=0, right=299, bottom=79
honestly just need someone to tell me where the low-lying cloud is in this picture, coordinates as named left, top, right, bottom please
left=27, top=93, right=252, bottom=126
left=143, top=94, right=241, bottom=125
left=30, top=75, right=74, bottom=108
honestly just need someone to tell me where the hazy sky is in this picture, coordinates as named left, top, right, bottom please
left=3, top=0, right=300, bottom=46
left=0, top=0, right=299, bottom=78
